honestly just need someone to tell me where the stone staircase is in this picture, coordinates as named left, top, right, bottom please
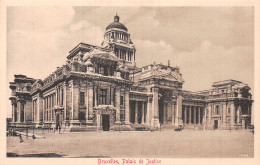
left=63, top=125, right=98, bottom=132
left=130, top=123, right=150, bottom=131
left=160, top=123, right=176, bottom=130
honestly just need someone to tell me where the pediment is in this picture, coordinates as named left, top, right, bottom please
left=160, top=72, right=184, bottom=83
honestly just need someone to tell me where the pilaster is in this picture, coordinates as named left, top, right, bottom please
left=124, top=89, right=130, bottom=124
left=237, top=105, right=241, bottom=124
left=135, top=101, right=138, bottom=124
left=151, top=87, right=160, bottom=129
left=223, top=103, right=227, bottom=126
left=17, top=100, right=22, bottom=123
left=115, top=86, right=121, bottom=124
left=208, top=104, right=212, bottom=125
left=184, top=106, right=187, bottom=125
left=171, top=102, right=175, bottom=125
left=230, top=102, right=235, bottom=126
left=176, top=94, right=183, bottom=126
left=147, top=96, right=152, bottom=126
left=141, top=101, right=145, bottom=124
left=88, top=83, right=94, bottom=120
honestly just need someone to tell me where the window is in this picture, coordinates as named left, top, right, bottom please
left=61, top=89, right=64, bottom=105
left=216, top=105, right=219, bottom=115
left=228, top=108, right=231, bottom=114
left=120, top=96, right=124, bottom=105
left=80, top=92, right=85, bottom=105
left=100, top=89, right=107, bottom=105
left=99, top=66, right=104, bottom=75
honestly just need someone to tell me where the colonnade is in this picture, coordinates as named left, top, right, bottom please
left=43, top=85, right=64, bottom=123
left=130, top=100, right=147, bottom=124
left=182, top=106, right=205, bottom=125
left=11, top=99, right=24, bottom=123
left=114, top=48, right=134, bottom=62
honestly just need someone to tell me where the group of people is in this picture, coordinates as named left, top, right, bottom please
left=7, top=129, right=23, bottom=143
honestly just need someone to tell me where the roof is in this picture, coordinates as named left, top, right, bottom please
left=106, top=15, right=128, bottom=32
left=83, top=49, right=118, bottom=62
left=212, top=79, right=242, bottom=87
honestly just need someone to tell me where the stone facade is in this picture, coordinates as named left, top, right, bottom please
left=9, top=15, right=253, bottom=131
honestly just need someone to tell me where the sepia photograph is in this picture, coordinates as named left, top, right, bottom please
left=1, top=1, right=259, bottom=165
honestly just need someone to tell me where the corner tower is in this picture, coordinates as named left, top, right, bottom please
left=102, top=14, right=136, bottom=69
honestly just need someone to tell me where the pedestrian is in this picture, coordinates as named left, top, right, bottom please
left=58, top=125, right=61, bottom=134
left=19, top=134, right=23, bottom=143
left=8, top=129, right=11, bottom=137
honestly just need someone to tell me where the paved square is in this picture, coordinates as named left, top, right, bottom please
left=7, top=129, right=254, bottom=158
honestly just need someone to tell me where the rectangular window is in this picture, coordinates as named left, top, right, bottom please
left=228, top=108, right=231, bottom=114
left=216, top=105, right=219, bottom=115
left=120, top=96, right=124, bottom=105
left=99, top=66, right=104, bottom=75
left=61, top=89, right=64, bottom=105
left=100, top=89, right=107, bottom=105
left=80, top=92, right=85, bottom=105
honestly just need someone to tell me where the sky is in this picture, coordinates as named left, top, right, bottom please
left=6, top=6, right=254, bottom=117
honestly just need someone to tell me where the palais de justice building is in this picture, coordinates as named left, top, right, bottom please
left=9, top=15, right=253, bottom=131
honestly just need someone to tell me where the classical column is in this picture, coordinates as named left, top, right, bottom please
left=51, top=108, right=53, bottom=121
left=176, top=95, right=183, bottom=126
left=43, top=98, right=45, bottom=122
left=70, top=81, right=74, bottom=121
left=230, top=102, right=235, bottom=127
left=11, top=103, right=15, bottom=122
left=36, top=95, right=40, bottom=123
left=147, top=97, right=152, bottom=125
left=96, top=112, right=101, bottom=130
left=189, top=106, right=192, bottom=124
left=31, top=100, right=34, bottom=122
left=124, top=89, right=130, bottom=124
left=171, top=102, right=175, bottom=125
left=223, top=103, right=227, bottom=126
left=84, top=86, right=88, bottom=122
left=163, top=103, right=167, bottom=124
left=141, top=101, right=145, bottom=124
left=94, top=86, right=98, bottom=106
left=60, top=86, right=63, bottom=105
left=145, top=102, right=148, bottom=124
left=194, top=107, right=197, bottom=125
left=111, top=87, right=115, bottom=106
left=48, top=110, right=50, bottom=122
left=151, top=87, right=160, bottom=129
left=167, top=102, right=171, bottom=122
left=135, top=101, right=138, bottom=124
left=73, top=83, right=79, bottom=120
left=88, top=83, right=94, bottom=120
left=208, top=104, right=212, bottom=125
left=184, top=106, right=187, bottom=125
left=57, top=87, right=59, bottom=105
left=198, top=107, right=201, bottom=124
left=237, top=105, right=241, bottom=124
left=203, top=107, right=206, bottom=125
left=63, top=83, right=67, bottom=121
left=219, top=104, right=222, bottom=127
left=46, top=98, right=48, bottom=121
left=115, top=86, right=121, bottom=124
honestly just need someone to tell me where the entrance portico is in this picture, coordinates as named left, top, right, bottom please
left=129, top=100, right=147, bottom=124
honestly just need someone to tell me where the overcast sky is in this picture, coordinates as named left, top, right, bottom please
left=6, top=6, right=254, bottom=117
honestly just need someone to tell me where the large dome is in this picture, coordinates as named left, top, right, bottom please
left=106, top=15, right=128, bottom=32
